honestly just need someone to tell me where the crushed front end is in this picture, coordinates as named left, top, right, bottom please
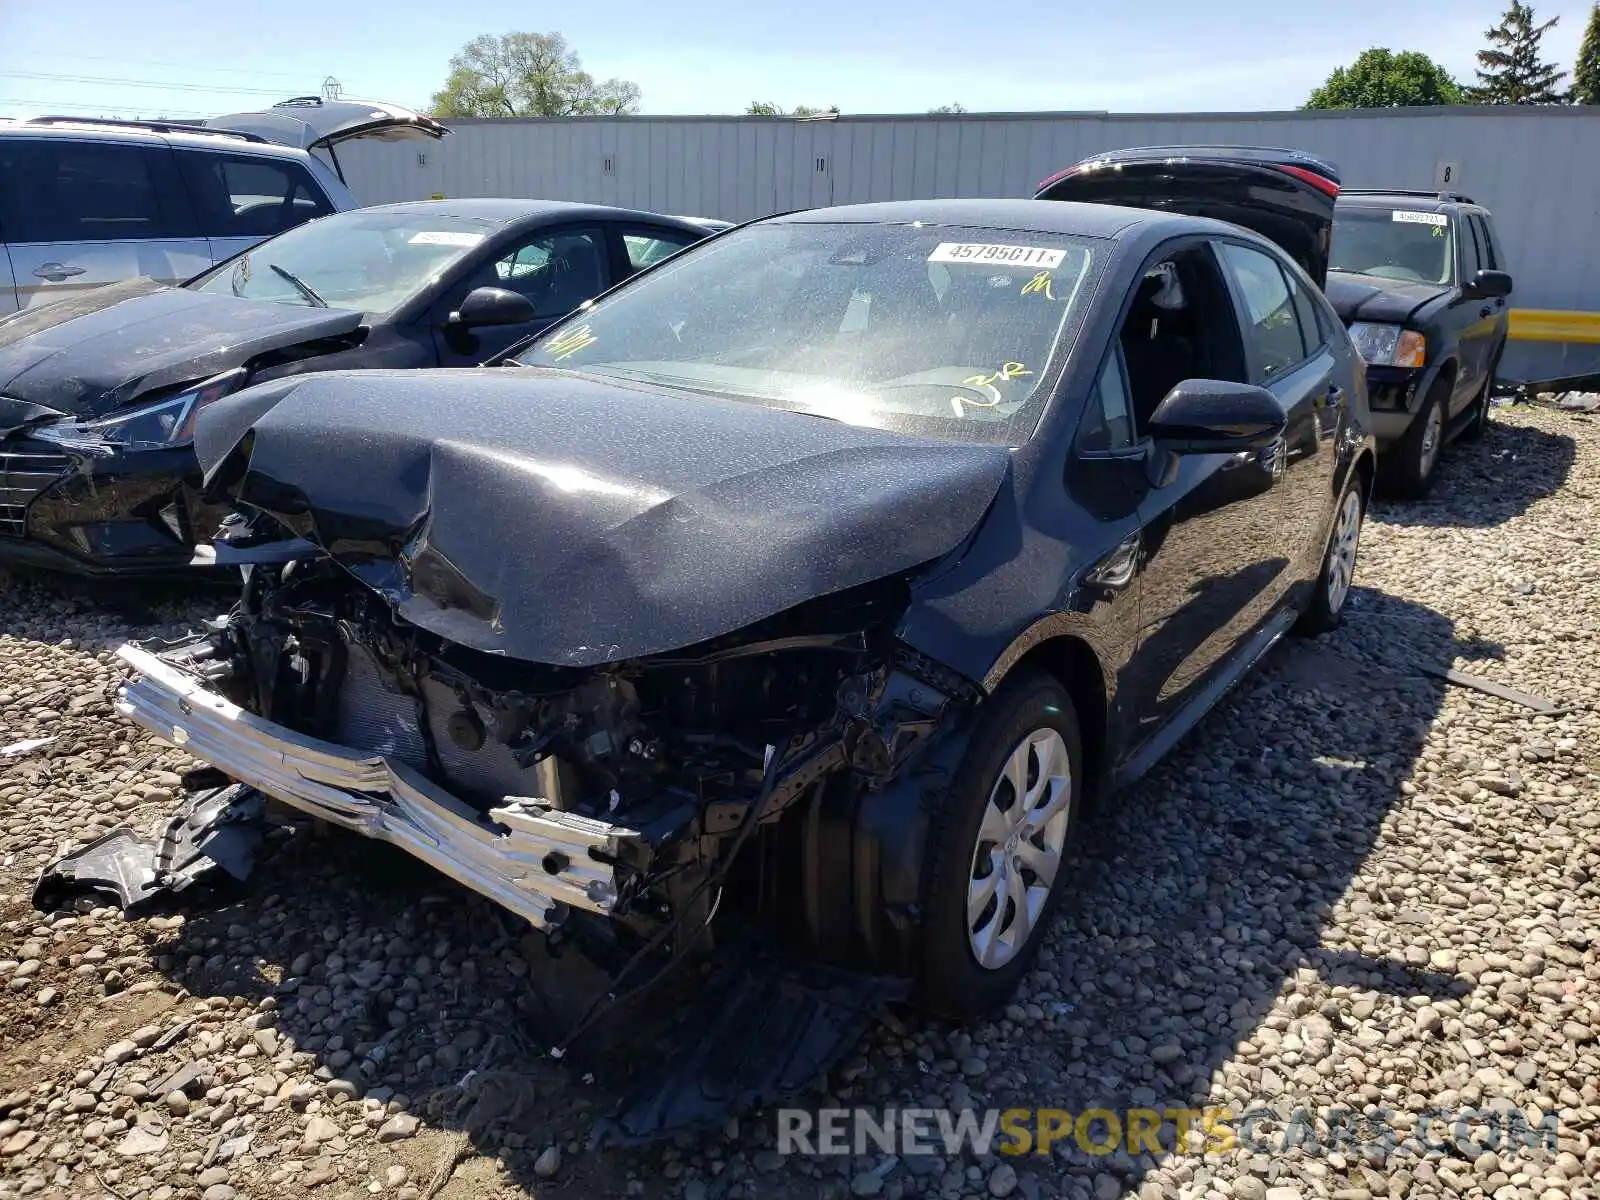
left=111, top=544, right=977, bottom=964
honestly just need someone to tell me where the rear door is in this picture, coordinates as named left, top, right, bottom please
left=0, top=136, right=210, bottom=310
left=175, top=149, right=338, bottom=266
left=1034, top=146, right=1341, bottom=288
left=1214, top=238, right=1343, bottom=575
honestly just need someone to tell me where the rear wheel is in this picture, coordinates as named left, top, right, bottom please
left=916, top=669, right=1082, bottom=1019
left=1384, top=377, right=1448, bottom=499
left=1295, top=476, right=1364, bottom=636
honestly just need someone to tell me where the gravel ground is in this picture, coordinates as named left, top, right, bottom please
left=1, top=404, right=1598, bottom=1200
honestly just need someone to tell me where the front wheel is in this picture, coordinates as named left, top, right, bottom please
left=1458, top=352, right=1501, bottom=443
left=1295, top=476, right=1364, bottom=636
left=1383, top=377, right=1448, bottom=499
left=916, top=669, right=1082, bottom=1019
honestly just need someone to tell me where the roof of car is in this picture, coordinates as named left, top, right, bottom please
left=359, top=198, right=713, bottom=228
left=768, top=198, right=1233, bottom=240
left=0, top=119, right=318, bottom=161
left=1337, top=190, right=1488, bottom=214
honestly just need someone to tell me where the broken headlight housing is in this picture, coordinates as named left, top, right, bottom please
left=1347, top=322, right=1426, bottom=369
left=34, top=368, right=247, bottom=451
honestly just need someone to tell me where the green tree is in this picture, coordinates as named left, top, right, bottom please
left=745, top=102, right=839, bottom=116
left=1304, top=48, right=1462, bottom=108
left=928, top=102, right=968, bottom=113
left=430, top=32, right=641, bottom=118
left=1574, top=3, right=1600, bottom=104
left=1467, top=1, right=1568, bottom=103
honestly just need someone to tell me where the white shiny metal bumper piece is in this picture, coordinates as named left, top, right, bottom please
left=114, top=644, right=639, bottom=927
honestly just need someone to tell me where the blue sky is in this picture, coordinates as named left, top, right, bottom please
left=0, top=0, right=1591, bottom=120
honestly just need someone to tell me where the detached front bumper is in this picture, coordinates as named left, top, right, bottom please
left=114, top=644, right=642, bottom=928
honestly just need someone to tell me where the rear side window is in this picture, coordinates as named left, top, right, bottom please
left=0, top=138, right=195, bottom=243
left=1216, top=242, right=1309, bottom=383
left=177, top=152, right=333, bottom=239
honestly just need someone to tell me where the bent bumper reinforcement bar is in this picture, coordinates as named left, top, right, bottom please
left=113, top=644, right=640, bottom=928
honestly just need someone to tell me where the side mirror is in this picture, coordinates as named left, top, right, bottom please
left=1465, top=268, right=1513, bottom=300
left=448, top=286, right=536, bottom=328
left=1146, top=379, right=1287, bottom=455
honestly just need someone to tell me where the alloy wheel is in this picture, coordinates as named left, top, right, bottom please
left=966, top=727, right=1072, bottom=970
left=1326, top=489, right=1362, bottom=614
left=1418, top=400, right=1444, bottom=479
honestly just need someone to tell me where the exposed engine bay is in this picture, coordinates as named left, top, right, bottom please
left=92, top=531, right=982, bottom=999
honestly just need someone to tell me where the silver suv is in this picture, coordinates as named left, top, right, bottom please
left=0, top=97, right=446, bottom=314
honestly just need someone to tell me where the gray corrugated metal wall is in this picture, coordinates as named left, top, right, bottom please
left=337, top=107, right=1600, bottom=380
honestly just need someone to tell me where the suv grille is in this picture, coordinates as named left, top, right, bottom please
left=0, top=449, right=72, bottom=537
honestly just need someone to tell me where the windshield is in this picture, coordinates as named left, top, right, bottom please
left=514, top=222, right=1099, bottom=446
left=1330, top=208, right=1455, bottom=285
left=189, top=209, right=500, bottom=313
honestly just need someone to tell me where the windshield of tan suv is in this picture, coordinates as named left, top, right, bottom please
left=1330, top=207, right=1456, bottom=285
left=513, top=221, right=1099, bottom=445
left=189, top=209, right=500, bottom=313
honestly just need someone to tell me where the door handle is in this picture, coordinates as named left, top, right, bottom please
left=1480, top=306, right=1493, bottom=319
left=33, top=263, right=86, bottom=282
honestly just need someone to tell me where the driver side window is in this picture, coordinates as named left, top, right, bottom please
left=473, top=227, right=610, bottom=320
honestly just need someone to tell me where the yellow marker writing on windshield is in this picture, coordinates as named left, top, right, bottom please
left=547, top=324, right=598, bottom=360
left=1021, top=271, right=1055, bottom=300
left=964, top=362, right=1033, bottom=390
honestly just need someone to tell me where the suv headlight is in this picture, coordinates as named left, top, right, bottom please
left=1348, top=322, right=1426, bottom=369
left=34, top=369, right=247, bottom=451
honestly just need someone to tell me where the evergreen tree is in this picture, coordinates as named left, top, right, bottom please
left=1574, top=3, right=1600, bottom=104
left=1468, top=1, right=1568, bottom=104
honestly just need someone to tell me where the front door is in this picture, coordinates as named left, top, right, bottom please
left=0, top=242, right=17, bottom=316
left=0, top=138, right=212, bottom=310
left=1451, top=213, right=1501, bottom=416
left=1114, top=239, right=1297, bottom=744
left=431, top=224, right=613, bottom=366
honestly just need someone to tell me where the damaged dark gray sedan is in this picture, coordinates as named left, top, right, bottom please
left=93, top=158, right=1375, bottom=1081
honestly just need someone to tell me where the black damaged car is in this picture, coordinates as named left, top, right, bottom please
left=0, top=199, right=709, bottom=574
left=69, top=149, right=1375, bottom=1137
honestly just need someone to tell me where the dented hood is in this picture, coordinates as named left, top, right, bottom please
left=0, top=278, right=365, bottom=416
left=195, top=369, right=1012, bottom=667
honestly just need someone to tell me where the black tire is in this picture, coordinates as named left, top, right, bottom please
left=916, top=668, right=1083, bottom=1019
left=1295, top=472, right=1365, bottom=637
left=1382, top=376, right=1449, bottom=499
left=1458, top=351, right=1501, bottom=443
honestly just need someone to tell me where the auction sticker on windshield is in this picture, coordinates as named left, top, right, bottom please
left=409, top=231, right=485, bottom=246
left=929, top=243, right=1066, bottom=269
left=1391, top=211, right=1448, bottom=227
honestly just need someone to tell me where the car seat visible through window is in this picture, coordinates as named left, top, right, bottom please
left=1121, top=262, right=1198, bottom=428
